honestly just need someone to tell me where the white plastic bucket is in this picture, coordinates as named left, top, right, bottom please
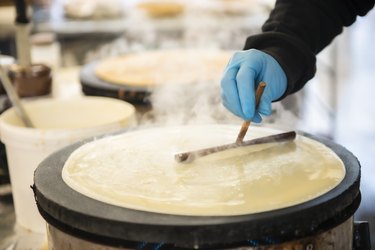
left=0, top=96, right=136, bottom=233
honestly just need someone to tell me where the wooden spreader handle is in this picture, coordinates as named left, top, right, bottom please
left=235, top=82, right=266, bottom=144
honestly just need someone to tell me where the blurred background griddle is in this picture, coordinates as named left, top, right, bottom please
left=80, top=61, right=150, bottom=105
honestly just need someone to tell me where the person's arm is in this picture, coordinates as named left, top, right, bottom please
left=221, top=0, right=374, bottom=122
left=245, top=0, right=375, bottom=97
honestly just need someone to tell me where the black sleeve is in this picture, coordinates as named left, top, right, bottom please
left=244, top=0, right=374, bottom=98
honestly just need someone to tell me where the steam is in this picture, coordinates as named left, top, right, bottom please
left=139, top=81, right=241, bottom=126
left=265, top=99, right=303, bottom=131
left=139, top=80, right=302, bottom=131
left=78, top=4, right=302, bottom=131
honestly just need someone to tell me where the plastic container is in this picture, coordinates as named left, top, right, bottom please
left=0, top=96, right=136, bottom=233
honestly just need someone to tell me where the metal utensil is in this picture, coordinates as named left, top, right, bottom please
left=175, top=131, right=296, bottom=163
left=14, top=0, right=32, bottom=67
left=0, top=64, right=34, bottom=127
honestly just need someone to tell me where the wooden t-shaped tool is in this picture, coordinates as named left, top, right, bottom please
left=235, top=82, right=266, bottom=144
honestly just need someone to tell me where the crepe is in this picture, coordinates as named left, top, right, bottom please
left=63, top=0, right=124, bottom=19
left=62, top=125, right=345, bottom=216
left=136, top=1, right=185, bottom=18
left=94, top=49, right=232, bottom=87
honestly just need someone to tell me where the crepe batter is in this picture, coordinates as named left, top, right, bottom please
left=62, top=125, right=345, bottom=216
left=95, top=50, right=232, bottom=87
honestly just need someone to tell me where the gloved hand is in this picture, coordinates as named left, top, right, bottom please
left=220, top=49, right=287, bottom=123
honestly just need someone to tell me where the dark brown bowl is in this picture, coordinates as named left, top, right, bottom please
left=8, top=63, right=52, bottom=97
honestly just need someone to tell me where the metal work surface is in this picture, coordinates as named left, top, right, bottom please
left=46, top=219, right=354, bottom=250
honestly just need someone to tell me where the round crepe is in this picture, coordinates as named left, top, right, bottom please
left=62, top=125, right=345, bottom=216
left=136, top=1, right=185, bottom=18
left=94, top=49, right=232, bottom=87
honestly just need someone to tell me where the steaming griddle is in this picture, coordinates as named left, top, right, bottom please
left=33, top=132, right=361, bottom=249
left=80, top=61, right=151, bottom=105
left=80, top=50, right=231, bottom=107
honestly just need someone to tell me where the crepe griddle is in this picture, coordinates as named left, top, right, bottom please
left=33, top=131, right=361, bottom=249
left=80, top=61, right=151, bottom=105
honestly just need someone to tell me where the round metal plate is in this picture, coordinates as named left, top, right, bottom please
left=33, top=129, right=361, bottom=248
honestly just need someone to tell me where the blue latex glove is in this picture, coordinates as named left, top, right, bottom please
left=221, top=49, right=287, bottom=123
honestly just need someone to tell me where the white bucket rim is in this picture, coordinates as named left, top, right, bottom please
left=0, top=96, right=136, bottom=147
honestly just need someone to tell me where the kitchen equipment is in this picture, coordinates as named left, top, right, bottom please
left=80, top=60, right=150, bottom=105
left=33, top=125, right=370, bottom=249
left=175, top=130, right=296, bottom=163
left=0, top=64, right=34, bottom=127
left=80, top=49, right=232, bottom=105
left=0, top=55, right=15, bottom=96
left=0, top=96, right=136, bottom=233
left=8, top=63, right=52, bottom=98
left=13, top=1, right=52, bottom=99
left=14, top=0, right=31, bottom=67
